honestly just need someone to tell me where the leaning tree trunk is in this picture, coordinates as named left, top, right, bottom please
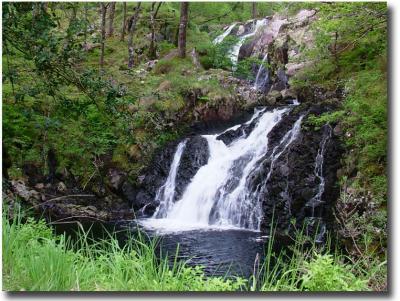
left=149, top=2, right=162, bottom=60
left=127, top=2, right=142, bottom=68
left=178, top=2, right=189, bottom=58
left=120, top=2, right=127, bottom=41
left=100, top=3, right=107, bottom=69
left=107, top=2, right=116, bottom=37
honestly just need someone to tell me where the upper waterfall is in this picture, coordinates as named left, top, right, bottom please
left=213, top=23, right=237, bottom=44
left=229, top=19, right=268, bottom=68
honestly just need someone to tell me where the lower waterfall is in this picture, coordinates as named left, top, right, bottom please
left=141, top=103, right=310, bottom=232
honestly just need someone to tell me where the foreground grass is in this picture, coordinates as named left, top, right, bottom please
left=3, top=210, right=377, bottom=292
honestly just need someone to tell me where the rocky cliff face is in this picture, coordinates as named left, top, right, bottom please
left=257, top=105, right=343, bottom=234
left=214, top=9, right=318, bottom=107
left=132, top=136, right=210, bottom=215
left=132, top=101, right=343, bottom=237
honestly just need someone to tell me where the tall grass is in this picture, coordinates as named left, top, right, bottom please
left=2, top=208, right=376, bottom=292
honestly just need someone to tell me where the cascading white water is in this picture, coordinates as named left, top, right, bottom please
left=308, top=125, right=332, bottom=216
left=213, top=23, right=237, bottom=44
left=253, top=53, right=269, bottom=90
left=229, top=19, right=268, bottom=68
left=303, top=125, right=332, bottom=242
left=210, top=114, right=304, bottom=230
left=152, top=140, right=187, bottom=218
left=141, top=104, right=306, bottom=232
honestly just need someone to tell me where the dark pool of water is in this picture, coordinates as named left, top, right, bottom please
left=139, top=228, right=269, bottom=277
left=52, top=220, right=276, bottom=278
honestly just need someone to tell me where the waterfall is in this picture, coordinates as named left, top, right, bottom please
left=152, top=140, right=187, bottom=218
left=305, top=125, right=332, bottom=242
left=308, top=125, right=332, bottom=216
left=213, top=23, right=237, bottom=44
left=210, top=114, right=304, bottom=230
left=229, top=19, right=268, bottom=69
left=253, top=53, right=269, bottom=90
left=141, top=104, right=307, bottom=232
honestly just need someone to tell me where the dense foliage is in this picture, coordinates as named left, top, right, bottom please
left=3, top=208, right=374, bottom=292
left=2, top=1, right=387, bottom=292
left=292, top=2, right=387, bottom=290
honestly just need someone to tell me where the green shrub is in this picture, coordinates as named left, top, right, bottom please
left=301, top=254, right=367, bottom=291
left=153, top=60, right=175, bottom=75
left=158, top=41, right=176, bottom=57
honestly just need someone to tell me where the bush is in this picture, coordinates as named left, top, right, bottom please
left=301, top=254, right=367, bottom=291
left=199, top=36, right=238, bottom=70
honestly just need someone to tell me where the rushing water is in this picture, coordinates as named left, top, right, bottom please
left=142, top=107, right=287, bottom=232
left=137, top=102, right=307, bottom=276
left=153, top=140, right=187, bottom=218
left=213, top=23, right=237, bottom=44
left=229, top=19, right=268, bottom=68
left=253, top=53, right=269, bottom=91
left=305, top=125, right=332, bottom=242
left=142, top=103, right=305, bottom=234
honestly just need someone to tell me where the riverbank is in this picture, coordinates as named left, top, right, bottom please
left=3, top=206, right=378, bottom=292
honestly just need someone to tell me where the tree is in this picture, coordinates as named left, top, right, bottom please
left=148, top=2, right=162, bottom=60
left=107, top=2, right=116, bottom=37
left=252, top=3, right=257, bottom=19
left=178, top=2, right=189, bottom=58
left=127, top=2, right=142, bottom=68
left=120, top=2, right=127, bottom=41
left=83, top=3, right=89, bottom=48
left=100, top=3, right=108, bottom=69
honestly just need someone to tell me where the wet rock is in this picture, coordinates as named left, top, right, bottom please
left=263, top=90, right=282, bottom=105
left=107, top=169, right=127, bottom=192
left=281, top=88, right=297, bottom=100
left=11, top=180, right=41, bottom=201
left=280, top=165, right=290, bottom=177
left=133, top=136, right=209, bottom=214
left=238, top=39, right=256, bottom=61
left=257, top=107, right=343, bottom=235
left=174, top=136, right=210, bottom=201
left=236, top=25, right=246, bottom=36
left=333, top=124, right=343, bottom=136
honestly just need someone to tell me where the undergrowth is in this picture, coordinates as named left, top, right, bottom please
left=2, top=207, right=376, bottom=292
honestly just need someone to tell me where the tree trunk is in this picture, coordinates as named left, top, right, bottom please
left=2, top=142, right=12, bottom=180
left=149, top=2, right=162, bottom=60
left=69, top=3, right=77, bottom=26
left=127, top=2, right=142, bottom=69
left=84, top=3, right=88, bottom=48
left=252, top=2, right=257, bottom=19
left=333, top=31, right=340, bottom=79
left=107, top=2, right=116, bottom=37
left=100, top=3, right=107, bottom=69
left=120, top=2, right=127, bottom=41
left=178, top=2, right=189, bottom=58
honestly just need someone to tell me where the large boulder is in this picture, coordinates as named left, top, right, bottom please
left=133, top=136, right=210, bottom=215
left=174, top=136, right=210, bottom=201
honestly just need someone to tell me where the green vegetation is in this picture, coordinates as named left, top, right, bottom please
left=291, top=3, right=387, bottom=290
left=2, top=1, right=387, bottom=292
left=3, top=207, right=377, bottom=292
left=2, top=2, right=240, bottom=184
